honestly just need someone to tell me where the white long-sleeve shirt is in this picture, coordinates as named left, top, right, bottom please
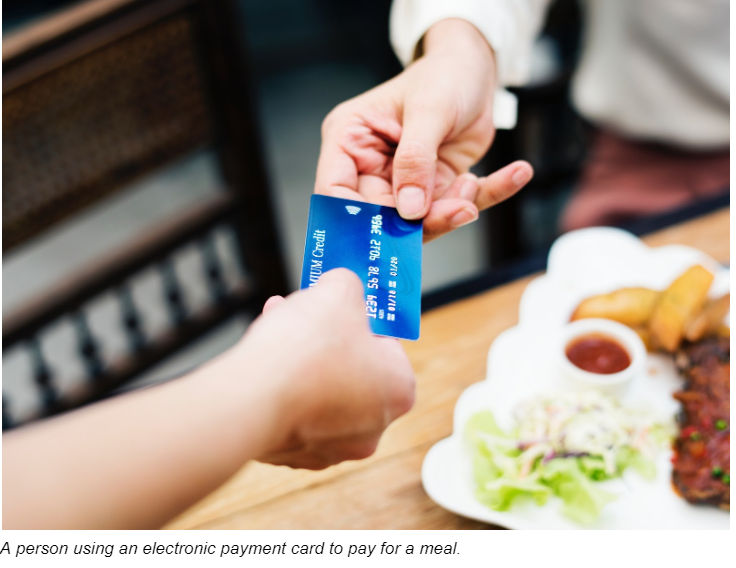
left=390, top=0, right=729, bottom=149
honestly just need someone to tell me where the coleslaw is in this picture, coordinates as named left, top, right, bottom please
left=467, top=390, right=673, bottom=523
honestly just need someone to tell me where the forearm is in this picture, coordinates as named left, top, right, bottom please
left=2, top=349, right=283, bottom=529
left=391, top=0, right=552, bottom=87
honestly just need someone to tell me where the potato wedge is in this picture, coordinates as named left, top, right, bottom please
left=571, top=288, right=660, bottom=326
left=631, top=325, right=655, bottom=352
left=649, top=265, right=714, bottom=352
left=684, top=294, right=730, bottom=342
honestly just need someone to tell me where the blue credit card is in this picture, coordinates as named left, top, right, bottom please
left=301, top=194, right=423, bottom=340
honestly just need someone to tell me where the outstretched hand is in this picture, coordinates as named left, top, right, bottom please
left=315, top=18, right=533, bottom=242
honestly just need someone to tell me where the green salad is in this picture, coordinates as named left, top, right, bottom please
left=466, top=390, right=672, bottom=524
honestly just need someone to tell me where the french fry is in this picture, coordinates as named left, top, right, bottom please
left=649, top=265, right=714, bottom=352
left=571, top=288, right=660, bottom=326
left=684, top=294, right=730, bottom=342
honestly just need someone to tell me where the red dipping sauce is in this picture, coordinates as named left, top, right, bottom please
left=565, top=333, right=631, bottom=375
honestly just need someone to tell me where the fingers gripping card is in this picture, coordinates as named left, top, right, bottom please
left=300, top=195, right=423, bottom=340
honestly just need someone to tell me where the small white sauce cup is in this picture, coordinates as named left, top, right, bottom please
left=557, top=318, right=646, bottom=399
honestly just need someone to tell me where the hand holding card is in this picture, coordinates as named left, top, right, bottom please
left=301, top=195, right=423, bottom=340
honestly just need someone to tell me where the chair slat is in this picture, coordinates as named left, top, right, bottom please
left=28, top=338, right=58, bottom=410
left=160, top=260, right=187, bottom=326
left=200, top=234, right=227, bottom=303
left=74, top=312, right=105, bottom=379
left=118, top=285, right=147, bottom=353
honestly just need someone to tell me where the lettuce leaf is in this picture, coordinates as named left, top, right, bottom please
left=476, top=476, right=551, bottom=511
left=464, top=396, right=669, bottom=525
left=467, top=411, right=519, bottom=482
left=466, top=411, right=512, bottom=441
left=616, top=446, right=656, bottom=480
left=466, top=410, right=626, bottom=524
left=540, top=458, right=617, bottom=524
left=578, top=456, right=610, bottom=481
left=467, top=412, right=551, bottom=511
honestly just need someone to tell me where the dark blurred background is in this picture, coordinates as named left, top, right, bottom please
left=2, top=0, right=584, bottom=426
left=3, top=0, right=585, bottom=289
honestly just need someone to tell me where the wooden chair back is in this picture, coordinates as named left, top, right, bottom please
left=2, top=0, right=288, bottom=429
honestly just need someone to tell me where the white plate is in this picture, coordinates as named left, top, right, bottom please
left=421, top=227, right=730, bottom=529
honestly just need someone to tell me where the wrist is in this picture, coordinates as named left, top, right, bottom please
left=187, top=344, right=292, bottom=460
left=422, top=18, right=495, bottom=66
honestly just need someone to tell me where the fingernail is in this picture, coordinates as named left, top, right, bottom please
left=397, top=186, right=426, bottom=219
left=512, top=166, right=532, bottom=188
left=459, top=180, right=477, bottom=202
left=451, top=208, right=478, bottom=228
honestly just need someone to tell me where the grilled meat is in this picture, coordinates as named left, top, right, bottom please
left=672, top=337, right=730, bottom=509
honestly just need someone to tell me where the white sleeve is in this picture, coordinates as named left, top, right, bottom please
left=389, top=0, right=551, bottom=128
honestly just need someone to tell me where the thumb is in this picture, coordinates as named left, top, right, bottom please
left=393, top=102, right=450, bottom=220
left=312, top=268, right=369, bottom=329
left=262, top=295, right=285, bottom=314
left=314, top=268, right=365, bottom=309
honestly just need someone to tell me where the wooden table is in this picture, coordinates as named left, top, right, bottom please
left=166, top=208, right=730, bottom=530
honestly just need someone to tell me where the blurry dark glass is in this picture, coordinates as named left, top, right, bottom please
left=481, top=0, right=586, bottom=264
left=241, top=0, right=401, bottom=81
left=3, top=0, right=79, bottom=32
